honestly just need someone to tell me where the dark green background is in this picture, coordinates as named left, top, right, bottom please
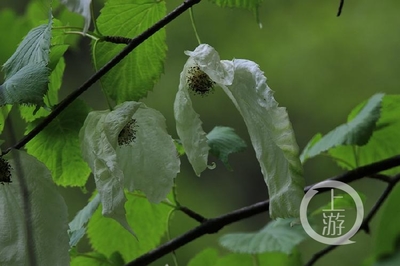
left=1, top=0, right=399, bottom=265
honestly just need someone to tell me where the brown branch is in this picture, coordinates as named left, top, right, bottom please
left=2, top=0, right=202, bottom=156
left=125, top=155, right=400, bottom=266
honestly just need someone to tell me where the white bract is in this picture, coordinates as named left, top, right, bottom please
left=60, top=0, right=92, bottom=33
left=80, top=101, right=180, bottom=234
left=174, top=44, right=305, bottom=218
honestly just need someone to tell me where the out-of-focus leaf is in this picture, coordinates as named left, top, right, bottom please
left=188, top=247, right=302, bottom=266
left=206, top=126, right=247, bottom=170
left=372, top=184, right=400, bottom=261
left=219, top=218, right=307, bottom=254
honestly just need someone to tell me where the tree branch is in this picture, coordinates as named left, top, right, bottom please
left=126, top=155, right=400, bottom=266
left=2, top=0, right=202, bottom=156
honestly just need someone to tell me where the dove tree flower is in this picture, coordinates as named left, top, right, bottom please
left=174, top=44, right=305, bottom=219
left=79, top=101, right=180, bottom=233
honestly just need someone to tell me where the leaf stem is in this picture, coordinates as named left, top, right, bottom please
left=189, top=7, right=202, bottom=45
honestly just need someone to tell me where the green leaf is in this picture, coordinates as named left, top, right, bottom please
left=207, top=126, right=247, bottom=170
left=301, top=93, right=383, bottom=163
left=25, top=99, right=91, bottom=186
left=3, top=20, right=52, bottom=78
left=311, top=192, right=367, bottom=216
left=94, top=0, right=167, bottom=103
left=69, top=194, right=101, bottom=247
left=0, top=150, right=69, bottom=265
left=188, top=248, right=302, bottom=266
left=188, top=248, right=219, bottom=266
left=177, top=44, right=305, bottom=218
left=329, top=95, right=400, bottom=174
left=71, top=251, right=124, bottom=266
left=87, top=192, right=173, bottom=262
left=371, top=183, right=400, bottom=261
left=374, top=250, right=400, bottom=266
left=60, top=0, right=92, bottom=32
left=219, top=218, right=307, bottom=254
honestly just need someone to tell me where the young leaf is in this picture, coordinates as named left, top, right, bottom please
left=0, top=63, right=50, bottom=107
left=0, top=17, right=53, bottom=107
left=87, top=192, right=173, bottom=261
left=206, top=126, right=247, bottom=170
left=0, top=150, right=69, bottom=266
left=329, top=95, right=400, bottom=174
left=94, top=0, right=167, bottom=103
left=219, top=218, right=307, bottom=254
left=25, top=99, right=91, bottom=186
left=69, top=194, right=101, bottom=247
left=60, top=0, right=92, bottom=33
left=301, top=93, right=383, bottom=163
left=2, top=20, right=52, bottom=78
left=19, top=56, right=65, bottom=122
left=176, top=44, right=305, bottom=218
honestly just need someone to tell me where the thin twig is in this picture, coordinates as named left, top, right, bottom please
left=305, top=245, right=338, bottom=266
left=178, top=206, right=207, bottom=223
left=337, top=0, right=345, bottom=17
left=361, top=174, right=400, bottom=234
left=126, top=155, right=400, bottom=266
left=2, top=0, right=202, bottom=156
left=305, top=174, right=400, bottom=266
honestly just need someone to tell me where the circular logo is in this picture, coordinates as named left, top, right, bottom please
left=300, top=180, right=364, bottom=245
